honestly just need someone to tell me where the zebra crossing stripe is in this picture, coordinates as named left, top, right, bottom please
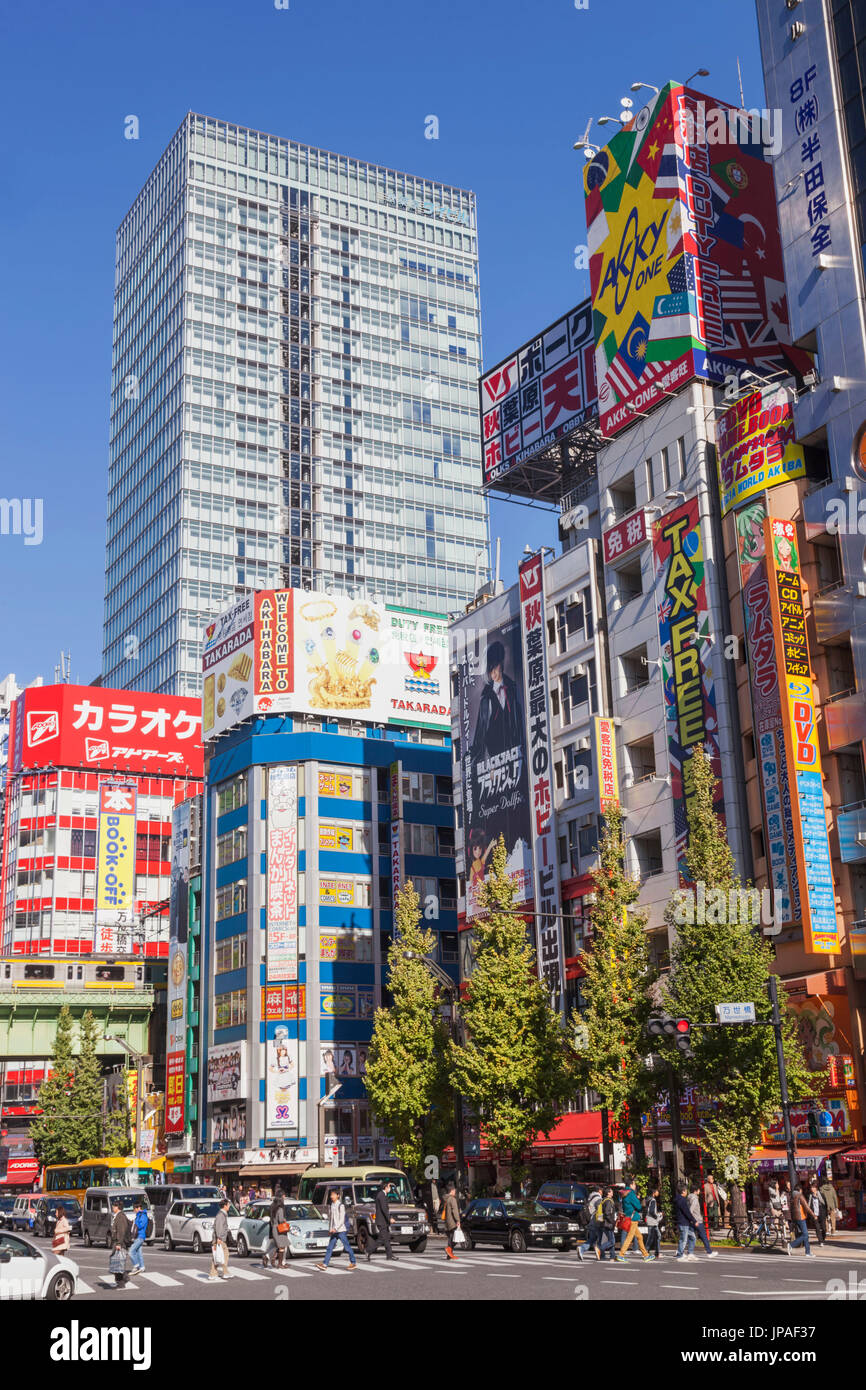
left=224, top=1267, right=270, bottom=1281
left=137, top=1271, right=183, bottom=1288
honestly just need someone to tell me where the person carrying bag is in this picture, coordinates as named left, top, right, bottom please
left=108, top=1200, right=131, bottom=1287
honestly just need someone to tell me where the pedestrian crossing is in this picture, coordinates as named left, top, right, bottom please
left=73, top=1245, right=817, bottom=1297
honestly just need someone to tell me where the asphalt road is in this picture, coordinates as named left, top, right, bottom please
left=23, top=1232, right=866, bottom=1302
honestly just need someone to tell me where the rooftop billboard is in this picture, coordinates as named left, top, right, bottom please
left=585, top=83, right=810, bottom=438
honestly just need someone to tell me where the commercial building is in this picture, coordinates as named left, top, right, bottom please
left=0, top=683, right=202, bottom=956
left=195, top=588, right=458, bottom=1191
left=104, top=113, right=488, bottom=697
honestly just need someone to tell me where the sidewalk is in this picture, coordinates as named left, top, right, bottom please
left=671, top=1227, right=866, bottom=1259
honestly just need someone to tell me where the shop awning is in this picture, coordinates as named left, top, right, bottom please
left=838, top=1147, right=866, bottom=1163
left=234, top=1163, right=310, bottom=1177
left=750, top=1145, right=850, bottom=1168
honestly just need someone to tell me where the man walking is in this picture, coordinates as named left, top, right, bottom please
left=209, top=1197, right=231, bottom=1280
left=599, top=1186, right=619, bottom=1262
left=704, top=1173, right=723, bottom=1231
left=819, top=1173, right=839, bottom=1235
left=787, top=1184, right=816, bottom=1257
left=366, top=1179, right=399, bottom=1261
left=689, top=1181, right=718, bottom=1258
left=443, top=1181, right=462, bottom=1260
left=808, top=1180, right=828, bottom=1247
left=129, top=1199, right=148, bottom=1275
left=618, top=1179, right=652, bottom=1260
left=317, top=1189, right=359, bottom=1272
left=109, top=1199, right=131, bottom=1288
left=675, top=1180, right=697, bottom=1261
left=644, top=1184, right=663, bottom=1259
left=577, top=1186, right=603, bottom=1260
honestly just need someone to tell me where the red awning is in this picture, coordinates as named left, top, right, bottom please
left=533, top=1113, right=603, bottom=1147
left=839, top=1147, right=866, bottom=1163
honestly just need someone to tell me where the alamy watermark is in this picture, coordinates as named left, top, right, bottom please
left=0, top=498, right=42, bottom=546
left=677, top=102, right=783, bottom=159
left=671, top=883, right=783, bottom=936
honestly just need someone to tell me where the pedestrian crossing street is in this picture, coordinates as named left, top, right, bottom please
left=72, top=1245, right=809, bottom=1296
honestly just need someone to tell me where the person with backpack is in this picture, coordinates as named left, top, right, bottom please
left=644, top=1184, right=663, bottom=1259
left=316, top=1189, right=359, bottom=1272
left=675, top=1179, right=697, bottom=1260
left=688, top=1181, right=718, bottom=1257
left=577, top=1186, right=603, bottom=1261
left=129, top=1199, right=149, bottom=1274
left=599, top=1186, right=619, bottom=1261
left=807, top=1179, right=828, bottom=1245
left=109, top=1198, right=131, bottom=1287
left=618, top=1178, right=652, bottom=1260
left=819, top=1174, right=839, bottom=1235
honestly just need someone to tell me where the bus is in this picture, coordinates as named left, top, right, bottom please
left=42, top=1156, right=170, bottom=1204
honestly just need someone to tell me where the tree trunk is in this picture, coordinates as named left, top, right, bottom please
left=628, top=1107, right=648, bottom=1174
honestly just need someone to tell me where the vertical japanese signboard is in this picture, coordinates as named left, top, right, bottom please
left=734, top=502, right=799, bottom=927
left=165, top=1052, right=185, bottom=1135
left=266, top=1025, right=298, bottom=1130
left=764, top=517, right=838, bottom=953
left=653, top=498, right=725, bottom=882
left=518, top=554, right=563, bottom=1011
left=389, top=760, right=403, bottom=916
left=95, top=780, right=138, bottom=954
left=267, top=766, right=298, bottom=981
left=165, top=798, right=191, bottom=1135
left=594, top=717, right=619, bottom=810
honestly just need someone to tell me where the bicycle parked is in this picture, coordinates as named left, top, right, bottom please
left=727, top=1209, right=789, bottom=1249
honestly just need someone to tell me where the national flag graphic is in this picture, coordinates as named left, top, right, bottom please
left=718, top=260, right=762, bottom=319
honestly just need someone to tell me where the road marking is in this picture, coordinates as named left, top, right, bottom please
left=270, top=1264, right=313, bottom=1278
left=722, top=1288, right=832, bottom=1297
left=137, top=1271, right=183, bottom=1288
left=724, top=1275, right=759, bottom=1280
left=486, top=1273, right=521, bottom=1278
left=600, top=1280, right=638, bottom=1286
left=176, top=1268, right=219, bottom=1282
left=225, top=1267, right=270, bottom=1281
left=544, top=1277, right=578, bottom=1282
left=660, top=1284, right=700, bottom=1290
left=782, top=1278, right=827, bottom=1284
left=75, top=1279, right=95, bottom=1294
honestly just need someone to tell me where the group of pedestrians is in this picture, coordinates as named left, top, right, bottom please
left=575, top=1179, right=663, bottom=1262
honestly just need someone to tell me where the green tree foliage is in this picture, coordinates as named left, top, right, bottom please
left=573, top=801, right=659, bottom=1171
left=30, top=1006, right=78, bottom=1167
left=448, top=837, right=572, bottom=1165
left=364, top=880, right=453, bottom=1174
left=662, top=747, right=813, bottom=1174
left=70, top=1012, right=107, bottom=1161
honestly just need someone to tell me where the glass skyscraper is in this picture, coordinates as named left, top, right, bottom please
left=104, top=113, right=489, bottom=696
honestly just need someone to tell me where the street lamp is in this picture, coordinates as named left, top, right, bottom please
left=317, top=1079, right=343, bottom=1167
left=403, top=951, right=466, bottom=1196
left=685, top=68, right=710, bottom=84
left=630, top=81, right=659, bottom=96
left=105, top=1034, right=150, bottom=1161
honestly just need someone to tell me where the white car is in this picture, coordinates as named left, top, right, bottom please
left=163, top=1198, right=243, bottom=1253
left=0, top=1229, right=78, bottom=1300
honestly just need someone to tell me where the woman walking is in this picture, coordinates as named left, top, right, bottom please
left=265, top=1188, right=289, bottom=1268
left=316, top=1189, right=359, bottom=1272
left=644, top=1184, right=663, bottom=1259
left=52, top=1207, right=71, bottom=1258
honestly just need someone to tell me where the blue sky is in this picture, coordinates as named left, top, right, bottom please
left=0, top=0, right=766, bottom=686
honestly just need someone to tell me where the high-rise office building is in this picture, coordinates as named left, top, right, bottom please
left=104, top=113, right=489, bottom=697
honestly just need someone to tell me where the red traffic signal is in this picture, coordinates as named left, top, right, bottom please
left=675, top=1019, right=690, bottom=1034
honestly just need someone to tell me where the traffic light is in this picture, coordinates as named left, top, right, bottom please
left=646, top=1013, right=694, bottom=1059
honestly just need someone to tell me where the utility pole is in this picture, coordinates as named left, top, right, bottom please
left=668, top=1067, right=684, bottom=1186
left=767, top=974, right=799, bottom=1204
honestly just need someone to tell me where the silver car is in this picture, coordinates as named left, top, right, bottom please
left=235, top=1201, right=331, bottom=1260
left=0, top=1229, right=78, bottom=1300
left=163, top=1198, right=243, bottom=1253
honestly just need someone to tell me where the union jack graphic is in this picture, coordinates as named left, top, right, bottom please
left=722, top=318, right=787, bottom=372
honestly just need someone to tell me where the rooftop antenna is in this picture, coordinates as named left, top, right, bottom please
left=736, top=56, right=745, bottom=107
left=54, top=651, right=71, bottom=684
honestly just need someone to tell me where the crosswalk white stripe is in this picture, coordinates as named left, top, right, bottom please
left=270, top=1264, right=314, bottom=1278
left=75, top=1279, right=95, bottom=1294
left=137, top=1271, right=183, bottom=1288
left=224, top=1267, right=270, bottom=1281
left=176, top=1268, right=215, bottom=1281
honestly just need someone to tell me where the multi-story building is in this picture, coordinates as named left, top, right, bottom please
left=0, top=683, right=202, bottom=955
left=194, top=587, right=458, bottom=1192
left=104, top=113, right=489, bottom=697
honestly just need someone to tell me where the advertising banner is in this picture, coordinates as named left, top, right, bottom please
left=202, top=595, right=255, bottom=739
left=764, top=517, right=839, bottom=953
left=94, top=780, right=138, bottom=954
left=206, top=1041, right=248, bottom=1104
left=165, top=1051, right=185, bottom=1134
left=734, top=502, right=799, bottom=926
left=320, top=1044, right=368, bottom=1078
left=267, top=765, right=298, bottom=982
left=594, top=717, right=619, bottom=810
left=716, top=387, right=807, bottom=517
left=519, top=554, right=564, bottom=1009
left=211, top=1104, right=247, bottom=1147
left=166, top=799, right=191, bottom=1058
left=318, top=823, right=355, bottom=851
left=585, top=82, right=810, bottom=439
left=203, top=590, right=450, bottom=737
left=390, top=760, right=403, bottom=912
left=12, top=685, right=202, bottom=776
left=479, top=302, right=596, bottom=486
left=602, top=509, right=648, bottom=566
left=653, top=498, right=725, bottom=881
left=266, top=1025, right=298, bottom=1130
left=262, top=983, right=305, bottom=1020
left=452, top=589, right=533, bottom=919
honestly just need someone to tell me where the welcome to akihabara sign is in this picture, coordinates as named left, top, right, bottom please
left=585, top=82, right=810, bottom=439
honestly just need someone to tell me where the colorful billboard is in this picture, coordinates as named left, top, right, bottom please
left=479, top=302, right=596, bottom=486
left=203, top=589, right=449, bottom=736
left=586, top=83, right=810, bottom=439
left=205, top=1041, right=248, bottom=1104
left=262, top=983, right=305, bottom=1020
left=166, top=799, right=191, bottom=1060
left=716, top=387, right=807, bottom=517
left=266, top=1024, right=298, bottom=1130
left=594, top=717, right=619, bottom=809
left=452, top=589, right=533, bottom=919
left=602, top=509, right=649, bottom=566
left=94, top=780, right=138, bottom=954
left=11, top=685, right=202, bottom=776
left=735, top=502, right=799, bottom=926
left=164, top=1051, right=185, bottom=1135
left=764, top=517, right=839, bottom=953
left=519, top=553, right=563, bottom=1009
left=653, top=497, right=725, bottom=881
left=267, top=765, right=298, bottom=982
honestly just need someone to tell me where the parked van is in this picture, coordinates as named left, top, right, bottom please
left=296, top=1166, right=428, bottom=1253
left=81, top=1188, right=154, bottom=1247
left=143, top=1185, right=223, bottom=1239
left=10, top=1193, right=43, bottom=1231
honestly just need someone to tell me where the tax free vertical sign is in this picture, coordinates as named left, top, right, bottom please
left=518, top=553, right=564, bottom=1013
